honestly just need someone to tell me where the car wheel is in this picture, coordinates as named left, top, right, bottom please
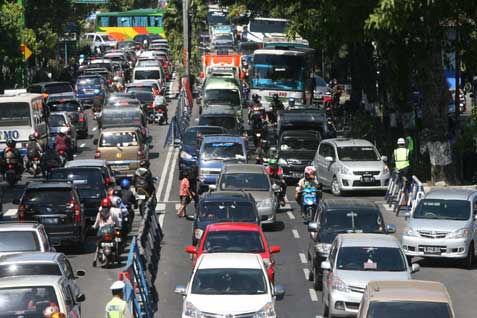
left=464, top=242, right=474, bottom=269
left=313, top=266, right=322, bottom=290
left=331, top=177, right=342, bottom=196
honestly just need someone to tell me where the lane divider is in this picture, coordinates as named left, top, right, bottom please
left=163, top=148, right=179, bottom=202
left=156, top=146, right=174, bottom=202
left=287, top=211, right=295, bottom=220
left=292, top=229, right=300, bottom=239
left=299, top=253, right=307, bottom=264
left=308, top=288, right=318, bottom=302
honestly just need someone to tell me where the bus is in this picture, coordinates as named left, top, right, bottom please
left=249, top=49, right=306, bottom=109
left=263, top=35, right=309, bottom=49
left=243, top=17, right=289, bottom=43
left=95, top=8, right=165, bottom=41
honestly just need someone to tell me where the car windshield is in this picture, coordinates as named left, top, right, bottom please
left=77, top=77, right=101, bottom=86
left=24, top=189, right=72, bottom=206
left=204, top=89, right=240, bottom=106
left=199, top=116, right=237, bottom=131
left=337, top=146, right=380, bottom=161
left=203, top=230, right=265, bottom=253
left=220, top=173, right=269, bottom=191
left=0, top=102, right=31, bottom=127
left=0, top=232, right=40, bottom=253
left=100, top=131, right=138, bottom=147
left=191, top=268, right=266, bottom=295
left=413, top=199, right=470, bottom=221
left=320, top=209, right=384, bottom=233
left=134, top=92, right=154, bottom=103
left=367, top=301, right=452, bottom=318
left=336, top=246, right=406, bottom=271
left=280, top=135, right=319, bottom=152
left=0, top=286, right=59, bottom=317
left=183, top=127, right=224, bottom=145
left=0, top=264, right=61, bottom=277
left=48, top=170, right=105, bottom=198
left=202, top=142, right=244, bottom=160
left=45, top=83, right=72, bottom=94
left=135, top=70, right=160, bottom=80
left=199, top=201, right=256, bottom=222
left=48, top=115, right=66, bottom=127
left=48, top=101, right=80, bottom=112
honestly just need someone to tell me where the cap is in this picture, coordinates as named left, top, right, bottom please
left=397, top=138, right=406, bottom=145
left=110, top=281, right=125, bottom=290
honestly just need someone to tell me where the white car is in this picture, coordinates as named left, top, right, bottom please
left=174, top=253, right=285, bottom=318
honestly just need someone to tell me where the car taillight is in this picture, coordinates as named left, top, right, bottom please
left=115, top=229, right=121, bottom=236
left=148, top=104, right=154, bottom=109
left=7, top=164, right=13, bottom=169
left=103, top=233, right=113, bottom=241
left=119, top=71, right=123, bottom=77
left=18, top=204, right=26, bottom=221
left=108, top=79, right=112, bottom=85
left=95, top=150, right=101, bottom=158
left=74, top=202, right=81, bottom=223
left=157, top=108, right=163, bottom=113
left=137, top=149, right=145, bottom=159
left=58, top=150, right=65, bottom=156
left=79, top=112, right=85, bottom=122
left=105, top=177, right=111, bottom=185
left=33, top=157, right=39, bottom=161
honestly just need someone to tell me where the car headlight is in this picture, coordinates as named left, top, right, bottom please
left=180, top=151, right=193, bottom=160
left=315, top=243, right=331, bottom=255
left=94, top=89, right=100, bottom=94
left=383, top=164, right=390, bottom=174
left=403, top=227, right=419, bottom=237
left=278, top=158, right=287, bottom=166
left=331, top=275, right=350, bottom=293
left=254, top=302, right=276, bottom=318
left=339, top=165, right=351, bottom=175
left=183, top=301, right=203, bottom=318
left=447, top=228, right=469, bottom=239
left=194, top=228, right=204, bottom=240
left=257, top=199, right=272, bottom=208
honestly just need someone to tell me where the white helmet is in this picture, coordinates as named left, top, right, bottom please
left=397, top=138, right=406, bottom=145
left=111, top=196, right=122, bottom=208
left=110, top=280, right=125, bottom=290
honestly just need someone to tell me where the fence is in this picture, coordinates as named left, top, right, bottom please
left=384, top=172, right=425, bottom=218
left=164, top=76, right=193, bottom=147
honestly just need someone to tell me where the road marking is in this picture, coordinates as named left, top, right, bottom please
left=158, top=214, right=165, bottom=227
left=80, top=143, right=85, bottom=148
left=163, top=148, right=179, bottom=202
left=287, top=211, right=295, bottom=220
left=156, top=203, right=166, bottom=211
left=92, top=127, right=97, bottom=132
left=292, top=229, right=300, bottom=239
left=73, top=154, right=77, bottom=158
left=309, top=288, right=318, bottom=302
left=299, top=253, right=307, bottom=264
left=175, top=203, right=181, bottom=210
left=156, top=147, right=174, bottom=201
left=3, top=209, right=17, bottom=217
left=303, top=268, right=310, bottom=280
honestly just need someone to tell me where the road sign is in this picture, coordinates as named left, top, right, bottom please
left=59, top=32, right=77, bottom=42
left=20, top=43, right=32, bottom=61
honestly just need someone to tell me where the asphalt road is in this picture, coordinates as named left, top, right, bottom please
left=2, top=94, right=477, bottom=318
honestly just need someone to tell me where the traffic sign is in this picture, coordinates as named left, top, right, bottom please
left=20, top=43, right=32, bottom=61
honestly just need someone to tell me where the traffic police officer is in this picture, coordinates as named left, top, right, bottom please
left=105, top=281, right=133, bottom=318
left=393, top=137, right=411, bottom=180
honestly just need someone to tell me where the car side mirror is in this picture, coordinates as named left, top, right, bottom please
left=308, top=222, right=319, bottom=233
left=75, top=293, right=86, bottom=302
left=270, top=246, right=281, bottom=254
left=174, top=284, right=187, bottom=295
left=325, top=156, right=333, bottom=162
left=174, top=138, right=182, bottom=148
left=12, top=198, right=20, bottom=205
left=411, top=263, right=420, bottom=273
left=273, top=284, right=285, bottom=300
left=76, top=269, right=86, bottom=277
left=321, top=260, right=331, bottom=270
left=185, top=214, right=195, bottom=221
left=185, top=246, right=197, bottom=254
left=209, top=184, right=217, bottom=191
left=385, top=224, right=397, bottom=233
left=381, top=155, right=388, bottom=162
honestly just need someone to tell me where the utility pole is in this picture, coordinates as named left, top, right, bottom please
left=18, top=0, right=28, bottom=87
left=182, top=0, right=190, bottom=77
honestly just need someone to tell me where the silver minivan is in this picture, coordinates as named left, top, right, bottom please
left=402, top=189, right=477, bottom=268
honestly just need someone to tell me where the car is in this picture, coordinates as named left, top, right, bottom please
left=277, top=130, right=321, bottom=183
left=186, top=223, right=280, bottom=282
left=64, top=159, right=116, bottom=187
left=313, top=138, right=390, bottom=196
left=198, top=106, right=244, bottom=136
left=357, top=280, right=455, bottom=318
left=27, top=81, right=74, bottom=101
left=75, top=75, right=108, bottom=111
left=321, top=233, right=420, bottom=318
left=99, top=105, right=148, bottom=141
left=15, top=181, right=86, bottom=248
left=47, top=167, right=108, bottom=224
left=132, top=66, right=165, bottom=87
left=174, top=253, right=284, bottom=318
left=197, top=135, right=247, bottom=193
left=125, top=81, right=160, bottom=96
left=84, top=32, right=117, bottom=49
left=401, top=189, right=477, bottom=268
left=117, top=40, right=136, bottom=50
left=47, top=111, right=78, bottom=151
left=46, top=95, right=88, bottom=138
left=0, top=252, right=86, bottom=300
left=0, top=222, right=54, bottom=257
left=0, top=275, right=84, bottom=317
left=95, top=127, right=150, bottom=178
left=313, top=75, right=329, bottom=104
left=306, top=199, right=396, bottom=290
left=189, top=191, right=260, bottom=245
left=216, top=164, right=278, bottom=225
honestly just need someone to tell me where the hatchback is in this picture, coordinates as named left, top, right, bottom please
left=0, top=223, right=54, bottom=257
left=47, top=112, right=78, bottom=151
left=46, top=96, right=88, bottom=138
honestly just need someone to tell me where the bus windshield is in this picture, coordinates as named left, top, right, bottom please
left=0, top=102, right=31, bottom=127
left=249, top=19, right=288, bottom=33
left=251, top=54, right=305, bottom=91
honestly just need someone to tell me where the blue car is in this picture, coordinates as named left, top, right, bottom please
left=197, top=135, right=247, bottom=193
left=179, top=126, right=226, bottom=173
left=75, top=75, right=107, bottom=112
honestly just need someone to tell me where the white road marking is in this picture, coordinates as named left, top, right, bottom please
left=292, top=229, right=300, bottom=239
left=163, top=148, right=179, bottom=202
left=80, top=143, right=85, bottom=148
left=73, top=154, right=77, bottom=158
left=158, top=214, right=165, bottom=228
left=3, top=209, right=17, bottom=217
left=303, top=268, right=310, bottom=280
left=287, top=211, right=295, bottom=220
left=309, top=288, right=318, bottom=302
left=175, top=203, right=181, bottom=210
left=156, top=147, right=174, bottom=202
left=92, top=127, right=97, bottom=132
left=156, top=203, right=166, bottom=211
left=299, top=253, right=307, bottom=264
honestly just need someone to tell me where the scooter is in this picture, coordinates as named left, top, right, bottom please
left=4, top=160, right=20, bottom=187
left=27, top=156, right=43, bottom=177
left=57, top=150, right=67, bottom=167
left=154, top=108, right=167, bottom=125
left=302, top=186, right=317, bottom=223
left=93, top=225, right=120, bottom=268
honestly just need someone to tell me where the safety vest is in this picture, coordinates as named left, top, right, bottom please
left=105, top=297, right=127, bottom=318
left=394, top=148, right=410, bottom=171
left=405, top=136, right=414, bottom=154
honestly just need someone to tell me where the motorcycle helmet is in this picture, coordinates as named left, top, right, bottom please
left=111, top=196, right=122, bottom=208
left=29, top=134, right=36, bottom=141
left=101, top=197, right=112, bottom=208
left=288, top=97, right=296, bottom=107
left=5, top=139, right=15, bottom=148
left=120, top=178, right=131, bottom=189
left=304, top=166, right=316, bottom=176
left=139, top=160, right=150, bottom=168
left=269, top=158, right=278, bottom=169
left=252, top=94, right=260, bottom=103
left=33, top=131, right=40, bottom=139
left=272, top=94, right=279, bottom=102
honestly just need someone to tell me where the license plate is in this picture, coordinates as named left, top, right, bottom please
left=423, top=246, right=442, bottom=254
left=112, top=165, right=128, bottom=170
left=42, top=218, right=59, bottom=224
left=361, top=176, right=375, bottom=183
left=115, top=237, right=122, bottom=242
left=137, top=195, right=146, bottom=200
left=101, top=242, right=114, bottom=247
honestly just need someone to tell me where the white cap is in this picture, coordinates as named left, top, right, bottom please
left=397, top=138, right=406, bottom=145
left=110, top=281, right=125, bottom=290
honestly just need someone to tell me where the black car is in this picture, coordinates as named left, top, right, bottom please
left=15, top=181, right=86, bottom=247
left=188, top=191, right=260, bottom=245
left=306, top=199, right=396, bottom=290
left=277, top=130, right=321, bottom=183
left=27, top=81, right=74, bottom=98
left=198, top=107, right=243, bottom=136
left=47, top=167, right=107, bottom=224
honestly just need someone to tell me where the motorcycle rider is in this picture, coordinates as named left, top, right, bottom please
left=41, top=145, right=61, bottom=172
left=255, top=139, right=272, bottom=164
left=92, top=198, right=119, bottom=267
left=24, top=133, right=43, bottom=171
left=119, top=179, right=137, bottom=210
left=0, top=139, right=23, bottom=176
left=133, top=160, right=155, bottom=198
left=269, top=94, right=284, bottom=124
left=295, top=166, right=322, bottom=217
left=266, top=158, right=287, bottom=206
left=54, top=131, right=71, bottom=160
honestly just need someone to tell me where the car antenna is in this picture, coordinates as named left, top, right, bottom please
left=346, top=211, right=358, bottom=233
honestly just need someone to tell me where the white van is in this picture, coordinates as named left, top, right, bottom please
left=133, top=66, right=164, bottom=87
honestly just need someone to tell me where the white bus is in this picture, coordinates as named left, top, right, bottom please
left=0, top=93, right=48, bottom=154
left=243, top=17, right=289, bottom=43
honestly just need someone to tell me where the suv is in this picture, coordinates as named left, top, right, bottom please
left=15, top=182, right=86, bottom=247
left=0, top=222, right=54, bottom=257
left=198, top=106, right=244, bottom=136
left=189, top=191, right=260, bottom=245
left=84, top=32, right=117, bottom=49
left=64, top=159, right=116, bottom=186
left=313, top=138, right=390, bottom=196
left=402, top=189, right=477, bottom=269
left=47, top=95, right=88, bottom=138
left=306, top=199, right=396, bottom=290
left=27, top=81, right=74, bottom=101
left=75, top=75, right=108, bottom=111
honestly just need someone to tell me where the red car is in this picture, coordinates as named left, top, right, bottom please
left=186, top=222, right=281, bottom=282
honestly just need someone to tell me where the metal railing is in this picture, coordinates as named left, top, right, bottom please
left=165, top=77, right=192, bottom=147
left=384, top=171, right=425, bottom=218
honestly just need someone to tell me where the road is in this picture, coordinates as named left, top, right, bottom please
left=1, top=96, right=476, bottom=318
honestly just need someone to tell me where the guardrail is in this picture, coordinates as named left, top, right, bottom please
left=165, top=77, right=192, bottom=147
left=384, top=172, right=425, bottom=218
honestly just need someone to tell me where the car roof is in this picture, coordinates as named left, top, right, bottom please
left=366, top=280, right=451, bottom=303
left=322, top=199, right=379, bottom=210
left=26, top=181, right=73, bottom=190
left=0, top=275, right=62, bottom=288
left=197, top=253, right=263, bottom=269
left=65, top=159, right=107, bottom=168
left=201, top=106, right=236, bottom=115
left=100, top=127, right=139, bottom=133
left=185, top=125, right=225, bottom=133
left=0, top=252, right=61, bottom=263
left=206, top=222, right=261, bottom=232
left=281, top=130, right=320, bottom=137
left=223, top=164, right=265, bottom=174
left=0, top=223, right=41, bottom=231
left=202, top=191, right=252, bottom=202
left=29, top=81, right=71, bottom=87
left=324, top=138, right=374, bottom=147
left=338, top=233, right=400, bottom=248
left=49, top=166, right=102, bottom=173
left=202, top=135, right=243, bottom=143
left=204, top=78, right=240, bottom=89
left=424, top=189, right=476, bottom=201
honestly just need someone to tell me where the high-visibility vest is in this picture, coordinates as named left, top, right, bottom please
left=405, top=136, right=414, bottom=154
left=105, top=297, right=127, bottom=318
left=394, top=148, right=410, bottom=171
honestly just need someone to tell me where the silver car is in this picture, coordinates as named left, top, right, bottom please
left=313, top=138, right=390, bottom=196
left=214, top=164, right=278, bottom=225
left=321, top=233, right=419, bottom=317
left=402, top=189, right=477, bottom=269
left=0, top=223, right=54, bottom=257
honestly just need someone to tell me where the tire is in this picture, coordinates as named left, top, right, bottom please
left=331, top=176, right=342, bottom=196
left=313, top=266, right=323, bottom=291
left=464, top=242, right=474, bottom=269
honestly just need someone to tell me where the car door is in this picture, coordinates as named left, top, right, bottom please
left=323, top=239, right=338, bottom=302
left=61, top=282, right=81, bottom=318
left=315, top=143, right=332, bottom=185
left=61, top=255, right=81, bottom=298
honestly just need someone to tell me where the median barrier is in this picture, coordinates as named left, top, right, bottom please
left=384, top=172, right=425, bottom=218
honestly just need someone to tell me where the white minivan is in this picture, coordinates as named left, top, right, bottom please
left=133, top=66, right=164, bottom=87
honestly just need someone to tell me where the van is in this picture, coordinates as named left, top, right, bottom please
left=201, top=78, right=242, bottom=114
left=133, top=66, right=164, bottom=87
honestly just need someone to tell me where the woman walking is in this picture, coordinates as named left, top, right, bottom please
left=177, top=170, right=193, bottom=217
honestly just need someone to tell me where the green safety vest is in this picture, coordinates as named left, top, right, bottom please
left=405, top=136, right=414, bottom=154
left=394, top=148, right=410, bottom=171
left=105, top=297, right=127, bottom=318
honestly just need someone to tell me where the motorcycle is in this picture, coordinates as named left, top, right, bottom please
left=154, top=108, right=167, bottom=125
left=27, top=156, right=43, bottom=177
left=93, top=225, right=120, bottom=268
left=302, top=186, right=317, bottom=223
left=57, top=150, right=67, bottom=167
left=4, top=160, right=20, bottom=187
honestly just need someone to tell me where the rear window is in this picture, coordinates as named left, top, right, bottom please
left=0, top=231, right=40, bottom=253
left=48, top=114, right=67, bottom=127
left=134, top=70, right=160, bottom=80
left=48, top=169, right=105, bottom=198
left=100, top=131, right=138, bottom=147
left=48, top=101, right=80, bottom=112
left=0, top=264, right=61, bottom=277
left=77, top=77, right=101, bottom=86
left=0, top=286, right=59, bottom=316
left=24, top=189, right=72, bottom=206
left=44, top=83, right=73, bottom=94
left=200, top=201, right=257, bottom=222
left=134, top=92, right=154, bottom=103
left=199, top=116, right=237, bottom=130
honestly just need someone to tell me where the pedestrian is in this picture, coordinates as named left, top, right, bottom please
left=189, top=163, right=199, bottom=208
left=393, top=137, right=411, bottom=188
left=105, top=281, right=132, bottom=318
left=177, top=170, right=193, bottom=218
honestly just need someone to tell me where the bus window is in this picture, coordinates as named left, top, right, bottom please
left=100, top=16, right=109, bottom=27
left=0, top=102, right=31, bottom=127
left=133, top=16, right=148, bottom=27
left=149, top=16, right=163, bottom=27
left=118, top=16, right=132, bottom=27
